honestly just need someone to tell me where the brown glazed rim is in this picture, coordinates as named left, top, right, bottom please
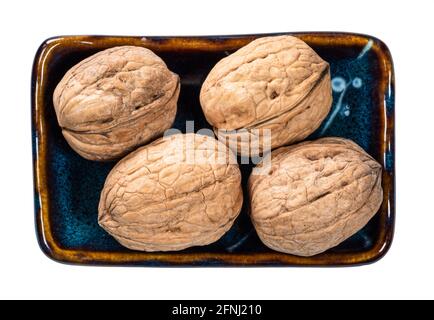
left=32, top=32, right=395, bottom=266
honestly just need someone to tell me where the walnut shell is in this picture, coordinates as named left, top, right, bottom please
left=200, top=36, right=332, bottom=156
left=98, top=133, right=243, bottom=252
left=53, top=46, right=180, bottom=161
left=249, top=137, right=383, bottom=256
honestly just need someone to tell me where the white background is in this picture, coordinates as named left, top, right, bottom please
left=0, top=0, right=432, bottom=300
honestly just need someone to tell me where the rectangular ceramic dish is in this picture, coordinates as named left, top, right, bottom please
left=32, top=32, right=395, bottom=266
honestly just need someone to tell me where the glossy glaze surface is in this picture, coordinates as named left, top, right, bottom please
left=32, top=33, right=395, bottom=266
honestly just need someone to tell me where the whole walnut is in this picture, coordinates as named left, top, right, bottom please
left=249, top=137, right=383, bottom=257
left=53, top=46, right=180, bottom=161
left=200, top=36, right=332, bottom=156
left=98, top=133, right=243, bottom=251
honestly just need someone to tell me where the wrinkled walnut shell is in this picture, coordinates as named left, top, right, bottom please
left=200, top=36, right=332, bottom=156
left=53, top=46, right=180, bottom=161
left=249, top=137, right=383, bottom=256
left=98, top=133, right=243, bottom=252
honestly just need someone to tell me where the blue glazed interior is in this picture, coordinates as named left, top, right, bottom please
left=37, top=37, right=392, bottom=256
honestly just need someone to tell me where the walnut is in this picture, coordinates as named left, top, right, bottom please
left=200, top=35, right=332, bottom=156
left=53, top=46, right=180, bottom=161
left=98, top=133, right=243, bottom=251
left=249, top=137, right=383, bottom=256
